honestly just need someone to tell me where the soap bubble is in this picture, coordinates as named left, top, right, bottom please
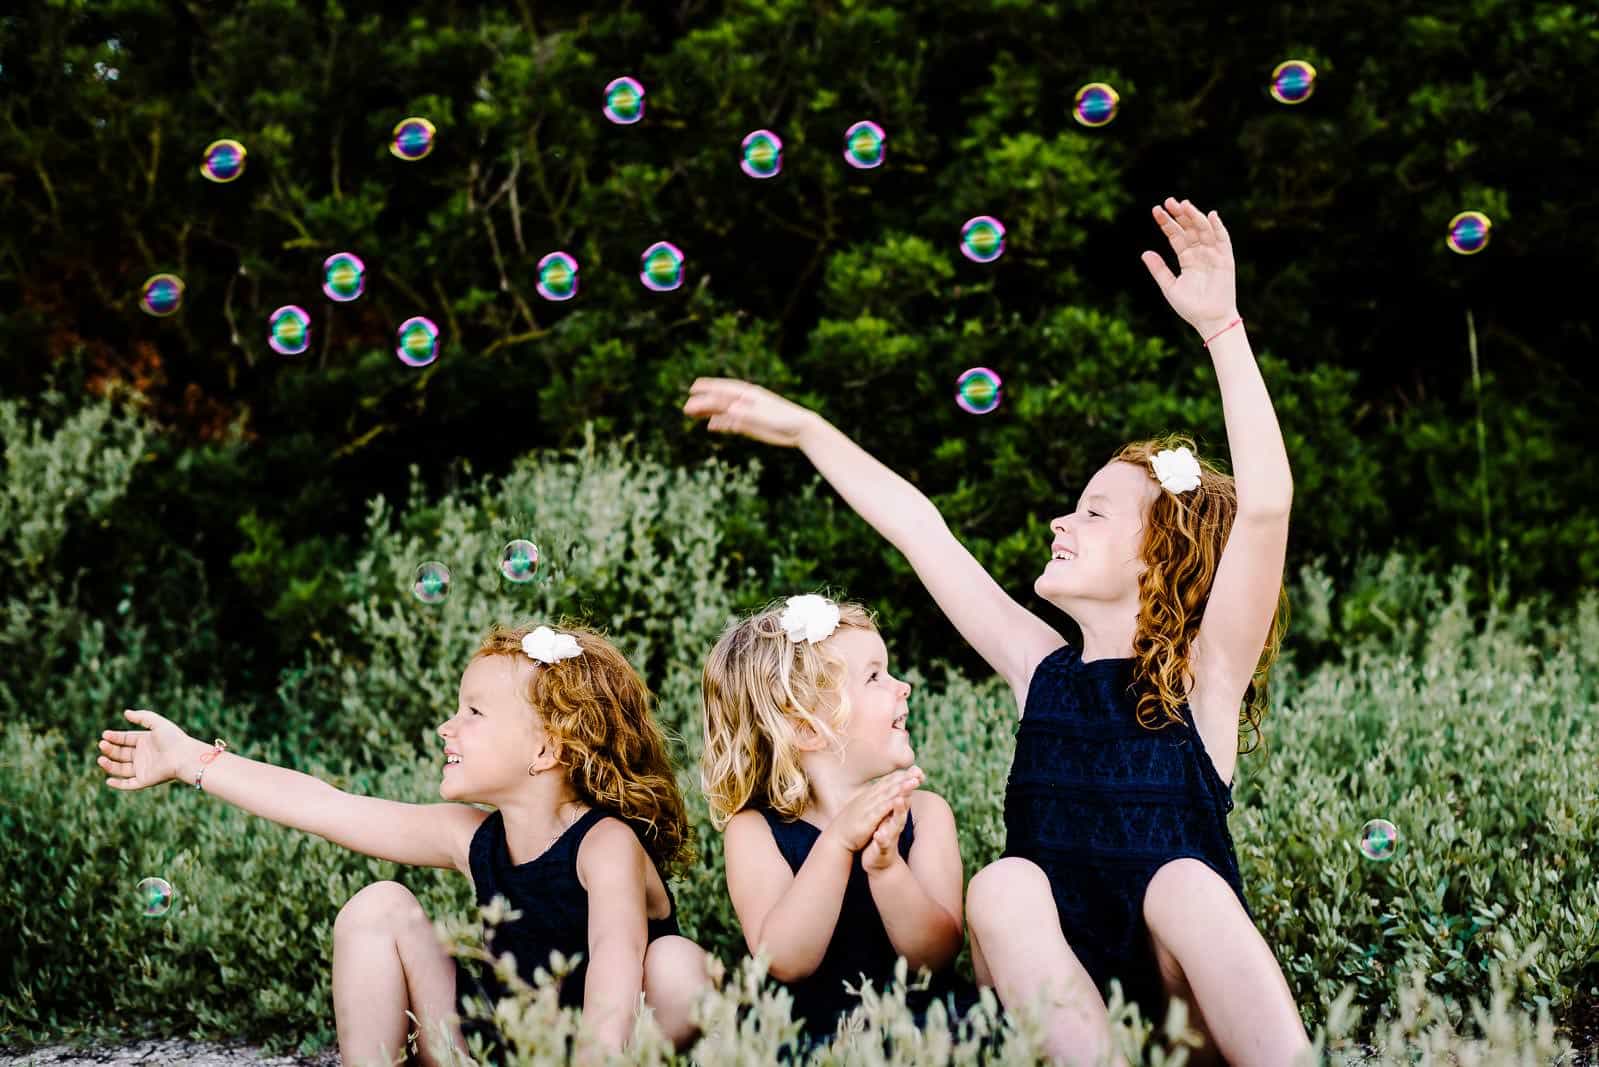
left=955, top=367, right=1003, bottom=415
left=1269, top=60, right=1317, bottom=105
left=537, top=252, right=579, bottom=302
left=500, top=539, right=541, bottom=583
left=413, top=561, right=451, bottom=604
left=390, top=117, right=436, bottom=161
left=1358, top=818, right=1400, bottom=861
left=961, top=216, right=1007, bottom=263
left=843, top=120, right=886, bottom=169
left=268, top=305, right=311, bottom=356
left=1073, top=83, right=1120, bottom=127
left=1446, top=211, right=1492, bottom=255
left=322, top=252, right=365, bottom=302
left=741, top=129, right=783, bottom=179
left=395, top=316, right=440, bottom=367
left=137, top=876, right=174, bottom=917
left=139, top=273, right=184, bottom=317
left=640, top=241, right=684, bottom=292
left=603, top=76, right=645, bottom=125
left=200, top=139, right=247, bottom=182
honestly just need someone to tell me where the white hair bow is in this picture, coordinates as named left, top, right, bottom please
left=522, top=626, right=583, bottom=665
left=1150, top=447, right=1202, bottom=494
left=780, top=594, right=841, bottom=644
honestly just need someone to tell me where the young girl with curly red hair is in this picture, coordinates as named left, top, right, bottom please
left=684, top=197, right=1310, bottom=1065
left=97, top=621, right=709, bottom=1066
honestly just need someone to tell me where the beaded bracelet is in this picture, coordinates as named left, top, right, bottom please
left=194, top=738, right=228, bottom=792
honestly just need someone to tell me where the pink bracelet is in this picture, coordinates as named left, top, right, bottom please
left=194, top=738, right=228, bottom=792
left=1203, top=317, right=1244, bottom=347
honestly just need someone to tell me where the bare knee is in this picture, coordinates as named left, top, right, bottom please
left=335, top=880, right=426, bottom=941
left=643, top=936, right=711, bottom=1047
left=967, top=857, right=1053, bottom=931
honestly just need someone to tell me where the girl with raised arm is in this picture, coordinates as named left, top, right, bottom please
left=97, top=622, right=711, bottom=1067
left=699, top=595, right=975, bottom=1050
left=684, top=198, right=1309, bottom=1065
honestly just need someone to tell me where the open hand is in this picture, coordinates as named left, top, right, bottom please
left=97, top=709, right=192, bottom=791
left=1140, top=197, right=1240, bottom=337
left=682, top=378, right=816, bottom=449
left=861, top=792, right=912, bottom=874
left=824, top=767, right=923, bottom=855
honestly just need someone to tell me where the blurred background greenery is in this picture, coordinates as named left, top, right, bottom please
left=2, top=0, right=1596, bottom=1058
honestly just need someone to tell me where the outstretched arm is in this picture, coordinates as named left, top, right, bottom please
left=1141, top=199, right=1293, bottom=754
left=99, top=709, right=484, bottom=872
left=685, top=381, right=1065, bottom=704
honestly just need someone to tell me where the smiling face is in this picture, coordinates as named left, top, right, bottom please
left=435, top=654, right=556, bottom=805
left=821, top=626, right=915, bottom=779
left=1035, top=460, right=1159, bottom=612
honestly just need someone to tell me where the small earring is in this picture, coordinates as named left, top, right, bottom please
left=527, top=764, right=539, bottom=777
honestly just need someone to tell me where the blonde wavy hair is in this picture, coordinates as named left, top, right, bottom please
left=473, top=621, right=693, bottom=876
left=1112, top=435, right=1290, bottom=755
left=699, top=598, right=877, bottom=829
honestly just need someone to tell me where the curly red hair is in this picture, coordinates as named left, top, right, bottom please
left=1111, top=436, right=1289, bottom=754
left=473, top=621, right=694, bottom=876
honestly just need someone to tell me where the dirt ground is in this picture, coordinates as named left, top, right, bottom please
left=0, top=1041, right=341, bottom=1067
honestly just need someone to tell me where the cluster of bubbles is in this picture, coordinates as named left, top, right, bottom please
left=151, top=65, right=1494, bottom=421
left=137, top=876, right=174, bottom=917
left=1358, top=818, right=1401, bottom=862
left=412, top=539, right=547, bottom=605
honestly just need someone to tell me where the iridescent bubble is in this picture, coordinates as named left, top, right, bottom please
left=268, top=305, right=311, bottom=356
left=413, top=561, right=451, bottom=604
left=1358, top=818, right=1400, bottom=862
left=741, top=129, right=783, bottom=179
left=1269, top=60, right=1317, bottom=105
left=499, top=539, right=541, bottom=583
left=955, top=367, right=1003, bottom=415
left=322, top=252, right=365, bottom=302
left=961, top=216, right=1007, bottom=264
left=137, top=876, right=174, bottom=918
left=603, top=76, right=645, bottom=125
left=200, top=139, right=247, bottom=182
left=139, top=273, right=184, bottom=317
left=843, top=120, right=886, bottom=169
left=536, top=252, right=579, bottom=302
left=640, top=241, right=684, bottom=292
left=395, top=316, right=440, bottom=367
left=1073, top=83, right=1120, bottom=128
left=390, top=117, right=436, bottom=161
left=1446, top=211, right=1492, bottom=255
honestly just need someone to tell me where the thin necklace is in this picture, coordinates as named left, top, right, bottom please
left=547, top=801, right=585, bottom=849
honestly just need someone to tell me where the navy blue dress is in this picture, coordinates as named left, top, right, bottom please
left=761, top=806, right=977, bottom=1045
left=453, top=807, right=679, bottom=1055
left=1002, top=644, right=1249, bottom=1020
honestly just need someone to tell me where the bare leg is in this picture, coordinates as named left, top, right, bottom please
left=1143, top=860, right=1310, bottom=1067
left=966, top=858, right=1125, bottom=1067
left=641, top=935, right=713, bottom=1050
left=333, top=880, right=470, bottom=1067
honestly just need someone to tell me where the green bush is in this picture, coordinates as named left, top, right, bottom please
left=4, top=392, right=1596, bottom=1064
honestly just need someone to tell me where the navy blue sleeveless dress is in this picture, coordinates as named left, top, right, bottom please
left=761, top=807, right=977, bottom=1045
left=453, top=807, right=679, bottom=1054
left=1002, top=644, right=1249, bottom=1020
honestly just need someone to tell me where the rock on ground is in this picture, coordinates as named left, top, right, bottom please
left=0, top=1041, right=340, bottom=1067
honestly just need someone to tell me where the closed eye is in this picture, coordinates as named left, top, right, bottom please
left=868, top=671, right=879, bottom=682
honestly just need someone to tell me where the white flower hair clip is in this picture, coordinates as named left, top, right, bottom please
left=522, top=626, right=583, bottom=665
left=779, top=594, right=841, bottom=645
left=1149, top=447, right=1202, bottom=495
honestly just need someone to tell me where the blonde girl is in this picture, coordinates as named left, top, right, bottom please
left=700, top=596, right=974, bottom=1046
left=684, top=198, right=1310, bottom=1065
left=98, top=622, right=710, bottom=1066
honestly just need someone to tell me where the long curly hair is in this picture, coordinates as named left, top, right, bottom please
left=1111, top=435, right=1289, bottom=755
left=699, top=598, right=878, bottom=829
left=472, top=621, right=693, bottom=877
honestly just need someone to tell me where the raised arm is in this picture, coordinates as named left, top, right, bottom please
left=99, top=709, right=486, bottom=873
left=685, top=380, right=1065, bottom=703
left=1141, top=198, right=1293, bottom=769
